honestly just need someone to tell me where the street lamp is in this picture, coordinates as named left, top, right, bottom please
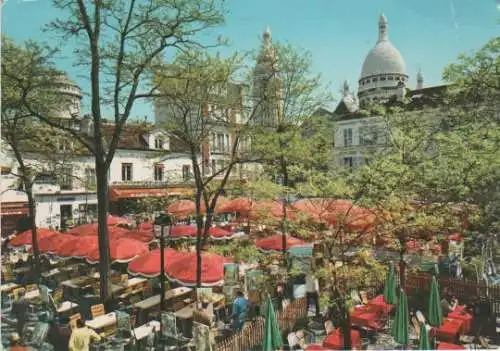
left=154, top=214, right=173, bottom=313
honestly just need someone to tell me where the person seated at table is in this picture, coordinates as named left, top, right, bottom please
left=231, top=290, right=248, bottom=332
left=287, top=329, right=307, bottom=350
left=441, top=292, right=458, bottom=316
left=68, top=319, right=101, bottom=351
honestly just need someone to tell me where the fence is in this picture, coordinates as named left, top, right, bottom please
left=214, top=297, right=307, bottom=351
left=405, top=272, right=500, bottom=316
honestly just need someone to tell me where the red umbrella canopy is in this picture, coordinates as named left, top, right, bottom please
left=216, top=198, right=253, bottom=214
left=167, top=199, right=197, bottom=217
left=305, top=345, right=328, bottom=351
left=324, top=206, right=376, bottom=233
left=57, top=235, right=99, bottom=258
left=37, top=234, right=79, bottom=253
left=68, top=223, right=130, bottom=239
left=120, top=231, right=155, bottom=243
left=169, top=225, right=235, bottom=240
left=292, top=198, right=353, bottom=221
left=128, top=248, right=183, bottom=277
left=255, top=234, right=306, bottom=252
left=138, top=222, right=153, bottom=231
left=9, top=228, right=57, bottom=247
left=87, top=237, right=149, bottom=264
left=165, top=251, right=230, bottom=287
left=107, top=215, right=131, bottom=225
left=248, top=200, right=296, bottom=221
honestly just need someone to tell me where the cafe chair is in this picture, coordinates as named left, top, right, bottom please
left=91, top=304, right=105, bottom=319
left=52, top=288, right=64, bottom=305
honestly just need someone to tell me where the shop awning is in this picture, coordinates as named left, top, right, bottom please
left=0, top=202, right=29, bottom=216
left=109, top=187, right=193, bottom=201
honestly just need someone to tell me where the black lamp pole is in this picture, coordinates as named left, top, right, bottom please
left=154, top=214, right=172, bottom=337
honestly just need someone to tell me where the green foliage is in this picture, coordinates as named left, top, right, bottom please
left=206, top=239, right=264, bottom=263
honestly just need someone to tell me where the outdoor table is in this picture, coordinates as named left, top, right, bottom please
left=124, top=277, right=147, bottom=288
left=56, top=301, right=78, bottom=314
left=85, top=312, right=117, bottom=336
left=0, top=282, right=19, bottom=293
left=367, top=294, right=393, bottom=314
left=61, top=277, right=93, bottom=300
left=323, top=328, right=361, bottom=350
left=133, top=320, right=160, bottom=341
left=433, top=318, right=464, bottom=343
left=133, top=287, right=193, bottom=324
left=174, top=303, right=196, bottom=339
left=437, top=342, right=465, bottom=350
left=42, top=268, right=61, bottom=278
left=24, top=289, right=40, bottom=300
left=447, top=306, right=472, bottom=333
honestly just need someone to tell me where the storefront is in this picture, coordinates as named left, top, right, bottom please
left=35, top=192, right=98, bottom=229
left=0, top=201, right=30, bottom=236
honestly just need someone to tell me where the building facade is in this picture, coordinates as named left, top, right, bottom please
left=331, top=15, right=447, bottom=168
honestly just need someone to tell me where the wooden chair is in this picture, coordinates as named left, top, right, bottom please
left=52, top=289, right=64, bottom=305
left=2, top=264, right=14, bottom=281
left=70, top=313, right=82, bottom=329
left=26, top=284, right=38, bottom=292
left=120, top=274, right=128, bottom=286
left=91, top=303, right=105, bottom=319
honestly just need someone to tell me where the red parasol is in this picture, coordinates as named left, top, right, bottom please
left=167, top=199, right=197, bottom=217
left=56, top=236, right=99, bottom=258
left=107, top=215, right=131, bottom=226
left=9, top=228, right=58, bottom=247
left=248, top=200, right=296, bottom=221
left=292, top=198, right=353, bottom=221
left=165, top=251, right=230, bottom=287
left=324, top=206, right=376, bottom=233
left=86, top=237, right=149, bottom=264
left=448, top=233, right=462, bottom=241
left=216, top=198, right=253, bottom=214
left=68, top=223, right=129, bottom=239
left=255, top=234, right=306, bottom=252
left=120, top=230, right=155, bottom=243
left=169, top=225, right=235, bottom=240
left=305, top=345, right=328, bottom=351
left=37, top=234, right=79, bottom=254
left=128, top=248, right=183, bottom=277
left=137, top=222, right=153, bottom=231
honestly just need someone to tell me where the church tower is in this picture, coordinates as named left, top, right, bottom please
left=416, top=69, right=424, bottom=90
left=252, top=27, right=282, bottom=127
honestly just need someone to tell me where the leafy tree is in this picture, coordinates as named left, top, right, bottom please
left=1, top=37, right=77, bottom=281
left=4, top=0, right=225, bottom=302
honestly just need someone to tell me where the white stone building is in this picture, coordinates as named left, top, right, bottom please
left=330, top=15, right=448, bottom=168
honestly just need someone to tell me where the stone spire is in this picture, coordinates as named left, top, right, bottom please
left=263, top=26, right=272, bottom=45
left=342, top=80, right=350, bottom=97
left=378, top=14, right=388, bottom=42
left=416, top=69, right=424, bottom=90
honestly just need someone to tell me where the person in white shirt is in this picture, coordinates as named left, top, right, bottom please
left=287, top=329, right=306, bottom=350
left=305, top=273, right=320, bottom=317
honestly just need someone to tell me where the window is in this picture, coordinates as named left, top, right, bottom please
left=343, top=128, right=353, bottom=146
left=343, top=157, right=354, bottom=168
left=59, top=140, right=71, bottom=152
left=121, top=163, right=133, bottom=181
left=60, top=165, right=73, bottom=190
left=359, top=127, right=378, bottom=145
left=216, top=134, right=225, bottom=153
left=182, top=165, right=190, bottom=181
left=388, top=76, right=394, bottom=81
left=84, top=168, right=96, bottom=188
left=372, top=78, right=378, bottom=82
left=154, top=138, right=164, bottom=149
left=380, top=77, right=386, bottom=81
left=154, top=164, right=164, bottom=181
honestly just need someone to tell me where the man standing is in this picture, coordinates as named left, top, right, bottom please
left=231, top=290, right=248, bottom=332
left=305, top=273, right=320, bottom=317
left=68, top=319, right=101, bottom=351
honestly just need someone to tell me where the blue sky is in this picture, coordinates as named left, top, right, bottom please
left=2, top=0, right=498, bottom=119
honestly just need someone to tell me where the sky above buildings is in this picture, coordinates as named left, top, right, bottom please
left=2, top=0, right=499, bottom=119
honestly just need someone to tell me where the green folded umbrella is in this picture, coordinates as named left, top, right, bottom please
left=262, top=295, right=282, bottom=351
left=383, top=262, right=397, bottom=305
left=418, top=322, right=431, bottom=350
left=391, top=290, right=409, bottom=346
left=428, top=276, right=443, bottom=327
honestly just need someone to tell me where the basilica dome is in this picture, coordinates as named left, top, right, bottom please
left=360, top=40, right=405, bottom=79
left=359, top=14, right=406, bottom=79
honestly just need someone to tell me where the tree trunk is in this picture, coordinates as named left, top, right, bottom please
left=95, top=161, right=111, bottom=302
left=25, top=186, right=41, bottom=283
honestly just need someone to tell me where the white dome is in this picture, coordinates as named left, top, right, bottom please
left=360, top=41, right=405, bottom=79
left=359, top=15, right=406, bottom=80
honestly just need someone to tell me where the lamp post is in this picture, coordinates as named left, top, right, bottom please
left=154, top=214, right=173, bottom=314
